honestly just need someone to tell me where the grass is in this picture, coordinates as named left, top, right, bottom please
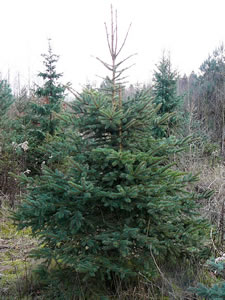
left=0, top=198, right=39, bottom=300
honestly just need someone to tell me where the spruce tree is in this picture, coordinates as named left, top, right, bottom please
left=24, top=41, right=65, bottom=174
left=0, top=80, right=16, bottom=206
left=14, top=7, right=210, bottom=293
left=30, top=39, right=65, bottom=140
left=0, top=79, right=14, bottom=120
left=152, top=54, right=181, bottom=137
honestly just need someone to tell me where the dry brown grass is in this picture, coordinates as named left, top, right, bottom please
left=178, top=151, right=225, bottom=255
left=0, top=195, right=38, bottom=299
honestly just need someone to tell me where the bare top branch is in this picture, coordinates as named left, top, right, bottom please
left=115, top=10, right=118, bottom=54
left=114, top=64, right=136, bottom=80
left=116, top=53, right=137, bottom=69
left=97, top=5, right=136, bottom=109
left=104, top=22, right=112, bottom=56
left=111, top=5, right=114, bottom=57
left=117, top=23, right=132, bottom=57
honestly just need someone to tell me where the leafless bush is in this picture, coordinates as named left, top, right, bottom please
left=178, top=150, right=225, bottom=254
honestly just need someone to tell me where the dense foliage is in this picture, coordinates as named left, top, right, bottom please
left=31, top=40, right=65, bottom=139
left=1, top=10, right=224, bottom=299
left=23, top=41, right=65, bottom=175
left=13, top=60, right=210, bottom=290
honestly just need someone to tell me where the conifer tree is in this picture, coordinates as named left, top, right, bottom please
left=24, top=41, right=65, bottom=174
left=0, top=80, right=16, bottom=206
left=14, top=7, right=210, bottom=293
left=152, top=54, right=181, bottom=137
left=30, top=39, right=65, bottom=141
left=0, top=79, right=14, bottom=120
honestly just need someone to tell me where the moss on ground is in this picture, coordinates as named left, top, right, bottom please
left=0, top=213, right=39, bottom=300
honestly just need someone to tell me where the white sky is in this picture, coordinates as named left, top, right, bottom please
left=0, top=0, right=224, bottom=91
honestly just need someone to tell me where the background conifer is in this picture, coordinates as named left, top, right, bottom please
left=152, top=54, right=182, bottom=137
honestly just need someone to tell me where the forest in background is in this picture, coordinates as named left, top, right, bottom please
left=1, top=8, right=225, bottom=300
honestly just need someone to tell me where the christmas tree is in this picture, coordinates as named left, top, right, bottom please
left=14, top=6, right=210, bottom=294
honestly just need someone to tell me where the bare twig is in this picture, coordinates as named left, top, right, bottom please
left=117, top=23, right=132, bottom=57
left=150, top=248, right=180, bottom=300
left=111, top=4, right=114, bottom=57
left=114, top=64, right=136, bottom=80
left=104, top=22, right=112, bottom=56
left=116, top=53, right=138, bottom=68
left=115, top=9, right=118, bottom=54
left=220, top=199, right=225, bottom=249
left=95, top=57, right=113, bottom=71
left=100, top=5, right=136, bottom=109
left=210, top=227, right=223, bottom=255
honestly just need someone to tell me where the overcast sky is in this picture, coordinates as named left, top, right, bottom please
left=0, top=0, right=225, bottom=91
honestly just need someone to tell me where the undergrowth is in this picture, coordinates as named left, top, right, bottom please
left=1, top=155, right=225, bottom=299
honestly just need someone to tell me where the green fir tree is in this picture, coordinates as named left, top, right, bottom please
left=31, top=39, right=65, bottom=140
left=14, top=7, right=210, bottom=296
left=152, top=53, right=181, bottom=137
left=0, top=80, right=16, bottom=206
left=24, top=41, right=65, bottom=174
